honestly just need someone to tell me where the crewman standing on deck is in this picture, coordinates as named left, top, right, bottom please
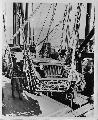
left=83, top=65, right=94, bottom=97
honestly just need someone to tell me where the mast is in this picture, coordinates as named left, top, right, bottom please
left=85, top=3, right=92, bottom=53
left=13, top=3, right=24, bottom=46
left=32, top=3, right=35, bottom=46
left=16, top=3, right=21, bottom=46
left=85, top=3, right=92, bottom=38
left=13, top=3, right=16, bottom=45
left=24, top=3, right=28, bottom=44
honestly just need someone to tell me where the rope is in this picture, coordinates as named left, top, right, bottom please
left=60, top=4, right=72, bottom=50
left=22, top=25, right=39, bottom=92
left=36, top=4, right=53, bottom=43
left=71, top=3, right=82, bottom=68
left=45, top=3, right=57, bottom=42
left=37, top=20, right=63, bottom=46
left=36, top=3, right=57, bottom=46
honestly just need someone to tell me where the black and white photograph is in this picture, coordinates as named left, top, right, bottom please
left=2, top=1, right=95, bottom=118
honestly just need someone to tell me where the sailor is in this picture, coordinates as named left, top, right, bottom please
left=83, top=65, right=94, bottom=97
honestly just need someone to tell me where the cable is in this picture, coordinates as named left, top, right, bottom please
left=45, top=3, right=57, bottom=41
left=37, top=20, right=62, bottom=46
left=36, top=4, right=53, bottom=43
left=60, top=5, right=68, bottom=50
left=37, top=3, right=58, bottom=46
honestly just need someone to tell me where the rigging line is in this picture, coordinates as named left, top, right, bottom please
left=93, top=6, right=95, bottom=27
left=65, top=4, right=73, bottom=48
left=63, top=4, right=72, bottom=41
left=10, top=3, right=43, bottom=41
left=37, top=3, right=57, bottom=46
left=71, top=3, right=82, bottom=68
left=37, top=9, right=66, bottom=46
left=36, top=4, right=53, bottom=43
left=45, top=3, right=58, bottom=42
left=37, top=20, right=63, bottom=46
left=60, top=5, right=68, bottom=49
left=3, top=11, right=7, bottom=57
left=73, top=3, right=82, bottom=33
left=69, top=3, right=82, bottom=48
